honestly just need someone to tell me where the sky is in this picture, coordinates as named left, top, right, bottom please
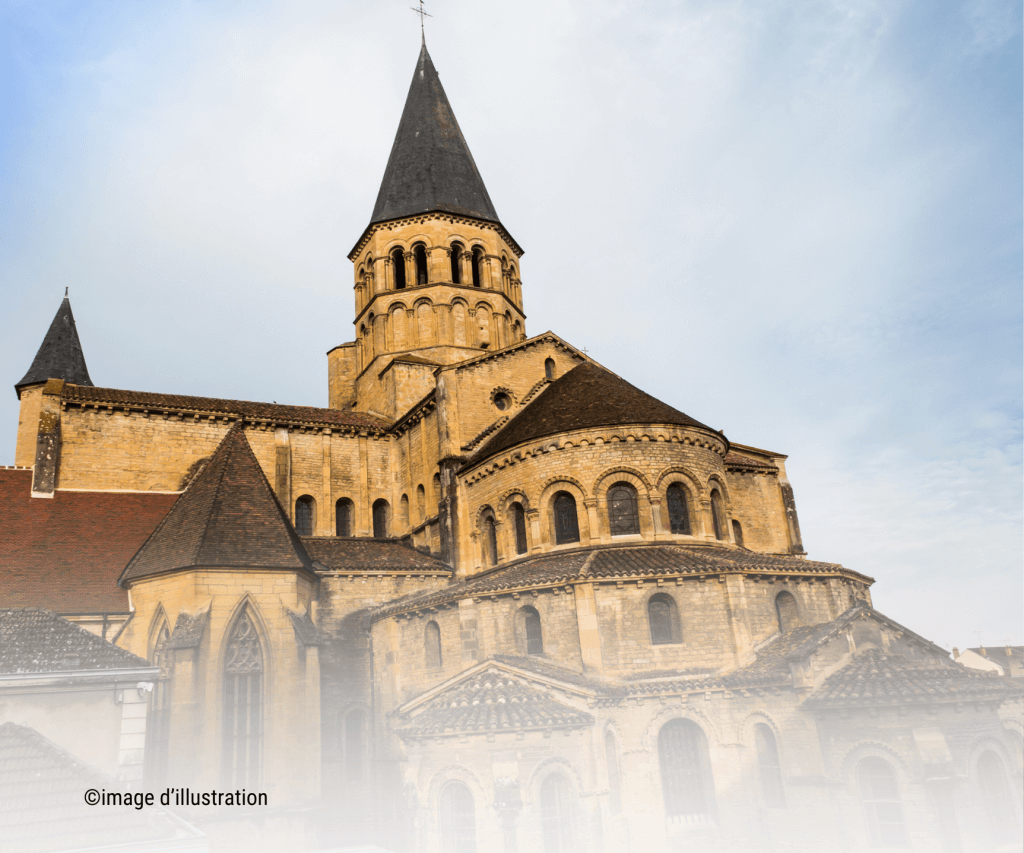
left=0, top=0, right=1020, bottom=653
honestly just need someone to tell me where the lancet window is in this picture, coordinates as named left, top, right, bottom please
left=222, top=610, right=263, bottom=788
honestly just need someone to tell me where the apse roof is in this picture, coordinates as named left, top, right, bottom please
left=119, top=426, right=314, bottom=583
left=370, top=43, right=500, bottom=226
left=468, top=361, right=719, bottom=465
left=15, top=297, right=93, bottom=395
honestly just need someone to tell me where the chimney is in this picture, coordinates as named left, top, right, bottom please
left=952, top=647, right=960, bottom=659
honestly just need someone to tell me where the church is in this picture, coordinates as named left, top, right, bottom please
left=2, top=40, right=1021, bottom=853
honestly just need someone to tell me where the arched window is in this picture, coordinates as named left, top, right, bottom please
left=515, top=606, right=543, bottom=655
left=541, top=774, right=576, bottom=853
left=977, top=750, right=1017, bottom=843
left=416, top=485, right=426, bottom=521
left=425, top=621, right=442, bottom=669
left=858, top=757, right=906, bottom=847
left=658, top=719, right=717, bottom=823
left=732, top=519, right=744, bottom=547
left=295, top=495, right=315, bottom=536
left=145, top=621, right=172, bottom=784
left=648, top=593, right=680, bottom=645
left=754, top=724, right=785, bottom=808
left=553, top=492, right=580, bottom=545
left=710, top=488, right=726, bottom=540
left=222, top=609, right=263, bottom=787
left=344, top=709, right=366, bottom=782
left=335, top=498, right=353, bottom=537
left=450, top=242, right=463, bottom=284
left=391, top=248, right=406, bottom=289
left=471, top=247, right=483, bottom=287
left=775, top=591, right=800, bottom=634
left=439, top=781, right=476, bottom=853
left=484, top=516, right=498, bottom=566
left=666, top=483, right=691, bottom=535
left=545, top=358, right=555, bottom=380
left=607, top=482, right=640, bottom=536
left=452, top=302, right=467, bottom=345
left=512, top=502, right=528, bottom=555
left=605, top=731, right=622, bottom=815
left=413, top=243, right=428, bottom=285
left=372, top=499, right=390, bottom=539
left=400, top=494, right=410, bottom=528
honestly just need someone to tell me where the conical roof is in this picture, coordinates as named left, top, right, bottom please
left=15, top=297, right=93, bottom=395
left=469, top=362, right=720, bottom=464
left=370, top=43, right=499, bottom=225
left=119, top=426, right=314, bottom=583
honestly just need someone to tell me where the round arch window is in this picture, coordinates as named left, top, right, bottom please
left=494, top=392, right=512, bottom=411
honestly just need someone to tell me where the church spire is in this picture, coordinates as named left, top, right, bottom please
left=370, top=43, right=499, bottom=226
left=15, top=296, right=93, bottom=397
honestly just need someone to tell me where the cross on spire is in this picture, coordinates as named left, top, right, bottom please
left=410, top=0, right=432, bottom=44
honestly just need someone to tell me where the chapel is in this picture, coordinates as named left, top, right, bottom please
left=1, top=41, right=1021, bottom=853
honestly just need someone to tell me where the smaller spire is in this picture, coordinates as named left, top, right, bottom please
left=15, top=296, right=93, bottom=396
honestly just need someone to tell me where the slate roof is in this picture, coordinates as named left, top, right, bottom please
left=0, top=468, right=175, bottom=614
left=372, top=543, right=855, bottom=619
left=805, top=649, right=1023, bottom=707
left=397, top=666, right=594, bottom=737
left=371, top=43, right=500, bottom=226
left=60, top=383, right=390, bottom=431
left=0, top=609, right=153, bottom=675
left=166, top=607, right=210, bottom=650
left=302, top=537, right=451, bottom=574
left=15, top=297, right=93, bottom=395
left=0, top=723, right=200, bottom=853
left=120, top=426, right=315, bottom=583
left=468, top=362, right=718, bottom=465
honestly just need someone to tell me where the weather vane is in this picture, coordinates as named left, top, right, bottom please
left=410, top=0, right=432, bottom=43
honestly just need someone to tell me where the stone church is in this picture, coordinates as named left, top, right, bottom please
left=2, top=41, right=1022, bottom=853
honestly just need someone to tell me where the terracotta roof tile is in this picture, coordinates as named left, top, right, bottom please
left=805, top=650, right=1023, bottom=707
left=468, top=362, right=717, bottom=465
left=0, top=723, right=200, bottom=853
left=60, top=384, right=390, bottom=431
left=398, top=667, right=594, bottom=737
left=120, top=426, right=314, bottom=583
left=373, top=544, right=854, bottom=618
left=0, top=609, right=154, bottom=675
left=0, top=469, right=175, bottom=614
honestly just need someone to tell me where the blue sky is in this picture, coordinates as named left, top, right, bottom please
left=1, top=0, right=1020, bottom=651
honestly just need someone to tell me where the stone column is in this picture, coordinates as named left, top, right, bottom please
left=584, top=498, right=600, bottom=545
left=527, top=508, right=542, bottom=552
left=404, top=252, right=416, bottom=288
left=574, top=583, right=603, bottom=672
left=319, top=431, right=333, bottom=536
left=460, top=252, right=473, bottom=285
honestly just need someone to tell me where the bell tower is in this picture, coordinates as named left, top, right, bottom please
left=334, top=42, right=526, bottom=412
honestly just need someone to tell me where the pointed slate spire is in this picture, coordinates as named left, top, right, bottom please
left=16, top=296, right=93, bottom=396
left=119, top=426, right=314, bottom=584
left=370, top=43, right=500, bottom=225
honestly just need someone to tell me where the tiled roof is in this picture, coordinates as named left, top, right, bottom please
left=289, top=610, right=322, bottom=646
left=120, top=426, right=314, bottom=583
left=60, top=383, right=390, bottom=431
left=725, top=452, right=777, bottom=472
left=0, top=609, right=153, bottom=675
left=372, top=544, right=856, bottom=618
left=0, top=468, right=175, bottom=614
left=965, top=646, right=1024, bottom=675
left=15, top=297, right=93, bottom=394
left=303, top=538, right=451, bottom=573
left=805, top=650, right=1023, bottom=707
left=397, top=666, right=594, bottom=737
left=468, top=362, right=718, bottom=465
left=370, top=44, right=500, bottom=227
left=0, top=723, right=200, bottom=853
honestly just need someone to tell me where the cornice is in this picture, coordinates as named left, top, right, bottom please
left=348, top=212, right=524, bottom=261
